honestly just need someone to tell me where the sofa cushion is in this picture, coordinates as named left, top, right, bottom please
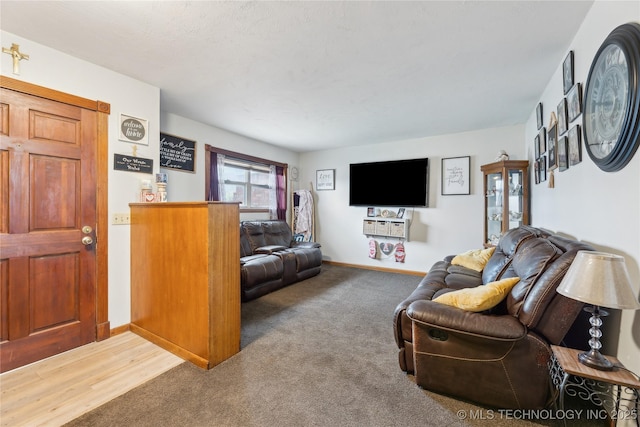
left=499, top=226, right=540, bottom=255
left=240, top=230, right=253, bottom=258
left=447, top=265, right=482, bottom=278
left=288, top=247, right=323, bottom=272
left=443, top=265, right=483, bottom=290
left=241, top=255, right=283, bottom=288
left=242, top=221, right=267, bottom=253
left=240, top=253, right=268, bottom=265
left=451, top=247, right=495, bottom=272
left=481, top=227, right=537, bottom=284
left=261, top=221, right=293, bottom=247
left=506, top=238, right=562, bottom=316
left=432, top=277, right=521, bottom=312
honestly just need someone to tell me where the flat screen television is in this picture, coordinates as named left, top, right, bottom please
left=349, top=158, right=429, bottom=207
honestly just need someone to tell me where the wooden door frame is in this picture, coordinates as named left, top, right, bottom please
left=1, top=76, right=110, bottom=341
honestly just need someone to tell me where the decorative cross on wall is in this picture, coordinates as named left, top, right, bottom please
left=2, top=43, right=29, bottom=75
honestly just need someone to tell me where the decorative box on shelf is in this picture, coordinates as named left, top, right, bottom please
left=363, top=217, right=410, bottom=240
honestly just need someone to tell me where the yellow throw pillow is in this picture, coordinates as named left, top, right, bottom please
left=451, top=247, right=496, bottom=272
left=432, top=277, right=520, bottom=312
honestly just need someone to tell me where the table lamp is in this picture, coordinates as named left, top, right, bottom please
left=557, top=251, right=640, bottom=370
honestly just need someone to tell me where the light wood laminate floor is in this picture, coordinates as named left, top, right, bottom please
left=0, top=331, right=184, bottom=427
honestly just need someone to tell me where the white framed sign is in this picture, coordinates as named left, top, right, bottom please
left=316, top=169, right=335, bottom=191
left=441, top=156, right=470, bottom=195
left=119, top=113, right=149, bottom=145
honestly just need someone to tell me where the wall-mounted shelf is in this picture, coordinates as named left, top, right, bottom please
left=363, top=217, right=410, bottom=240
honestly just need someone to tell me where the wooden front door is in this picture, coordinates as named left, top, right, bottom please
left=0, top=84, right=100, bottom=372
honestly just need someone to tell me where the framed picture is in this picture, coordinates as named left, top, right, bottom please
left=567, top=83, right=583, bottom=122
left=534, top=159, right=540, bottom=184
left=534, top=134, right=540, bottom=158
left=557, top=98, right=568, bottom=135
left=538, top=127, right=547, bottom=155
left=558, top=136, right=569, bottom=171
left=316, top=169, right=335, bottom=190
left=160, top=132, right=196, bottom=172
left=536, top=103, right=543, bottom=130
left=397, top=208, right=405, bottom=218
left=563, top=51, right=574, bottom=95
left=547, top=123, right=559, bottom=170
left=568, top=124, right=582, bottom=166
left=441, top=156, right=470, bottom=195
left=539, top=155, right=547, bottom=182
left=367, top=207, right=375, bottom=217
left=119, top=113, right=149, bottom=145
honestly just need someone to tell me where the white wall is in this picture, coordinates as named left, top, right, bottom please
left=525, top=1, right=640, bottom=372
left=159, top=111, right=300, bottom=204
left=1, top=30, right=160, bottom=329
left=300, top=125, right=525, bottom=273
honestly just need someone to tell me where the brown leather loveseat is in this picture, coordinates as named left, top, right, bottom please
left=393, top=225, right=593, bottom=409
left=240, top=220, right=322, bottom=301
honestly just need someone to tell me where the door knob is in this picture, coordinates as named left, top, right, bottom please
left=82, top=236, right=93, bottom=245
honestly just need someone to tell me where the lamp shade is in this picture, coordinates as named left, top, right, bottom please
left=557, top=251, right=640, bottom=310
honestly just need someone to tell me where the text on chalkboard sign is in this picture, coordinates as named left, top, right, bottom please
left=160, top=132, right=196, bottom=172
left=113, top=153, right=153, bottom=174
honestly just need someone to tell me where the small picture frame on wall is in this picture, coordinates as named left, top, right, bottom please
left=119, top=113, right=149, bottom=145
left=367, top=207, right=375, bottom=217
left=567, top=83, right=583, bottom=122
left=557, top=98, right=568, bottom=135
left=538, top=127, right=547, bottom=156
left=563, top=51, right=574, bottom=95
left=316, top=169, right=335, bottom=190
left=441, top=156, right=470, bottom=195
left=547, top=123, right=559, bottom=170
left=568, top=125, right=582, bottom=166
left=539, top=155, right=547, bottom=182
left=538, top=127, right=546, bottom=155
left=536, top=103, right=543, bottom=130
left=160, top=132, right=196, bottom=172
left=558, top=136, right=569, bottom=172
left=534, top=134, right=540, bottom=158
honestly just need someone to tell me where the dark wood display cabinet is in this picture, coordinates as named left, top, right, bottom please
left=481, top=160, right=530, bottom=246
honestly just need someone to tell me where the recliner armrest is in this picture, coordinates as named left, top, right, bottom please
left=240, top=254, right=268, bottom=265
left=407, top=300, right=526, bottom=340
left=446, top=265, right=482, bottom=278
left=291, top=241, right=321, bottom=249
left=255, top=245, right=288, bottom=254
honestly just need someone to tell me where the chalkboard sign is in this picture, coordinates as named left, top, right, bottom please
left=113, top=153, right=153, bottom=174
left=160, top=132, right=196, bottom=172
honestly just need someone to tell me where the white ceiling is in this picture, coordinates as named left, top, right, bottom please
left=1, top=1, right=594, bottom=153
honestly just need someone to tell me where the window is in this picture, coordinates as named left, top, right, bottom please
left=221, top=158, right=270, bottom=209
left=205, top=145, right=288, bottom=220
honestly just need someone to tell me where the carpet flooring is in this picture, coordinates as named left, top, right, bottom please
left=65, top=264, right=604, bottom=427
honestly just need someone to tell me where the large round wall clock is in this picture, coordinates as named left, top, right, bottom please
left=583, top=22, right=640, bottom=172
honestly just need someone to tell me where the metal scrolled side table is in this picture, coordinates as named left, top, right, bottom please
left=549, top=345, right=640, bottom=426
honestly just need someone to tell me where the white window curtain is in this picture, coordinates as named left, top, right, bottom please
left=268, top=164, right=277, bottom=219
left=217, top=153, right=226, bottom=200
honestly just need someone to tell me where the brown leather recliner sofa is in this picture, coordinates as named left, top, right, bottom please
left=393, top=225, right=593, bottom=409
left=240, top=220, right=322, bottom=301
